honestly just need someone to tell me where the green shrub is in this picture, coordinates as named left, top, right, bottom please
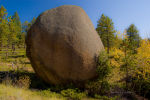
left=61, top=89, right=86, bottom=100
left=96, top=51, right=111, bottom=80
left=85, top=51, right=111, bottom=96
left=120, top=53, right=150, bottom=98
left=36, top=89, right=63, bottom=98
left=95, top=94, right=120, bottom=100
left=85, top=80, right=110, bottom=96
left=16, top=75, right=31, bottom=89
left=50, top=83, right=75, bottom=92
left=131, top=77, right=150, bottom=98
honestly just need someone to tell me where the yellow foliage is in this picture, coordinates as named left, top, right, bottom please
left=134, top=39, right=150, bottom=79
left=109, top=48, right=124, bottom=68
left=137, top=39, right=150, bottom=58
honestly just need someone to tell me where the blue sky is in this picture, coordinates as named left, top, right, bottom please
left=0, top=0, right=150, bottom=38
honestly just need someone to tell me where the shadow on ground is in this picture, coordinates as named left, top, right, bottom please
left=8, top=55, right=26, bottom=58
left=0, top=71, right=51, bottom=90
left=0, top=71, right=149, bottom=100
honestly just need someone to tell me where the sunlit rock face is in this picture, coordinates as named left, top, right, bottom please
left=26, top=5, right=104, bottom=85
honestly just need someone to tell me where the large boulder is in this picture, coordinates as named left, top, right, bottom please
left=26, top=5, right=104, bottom=85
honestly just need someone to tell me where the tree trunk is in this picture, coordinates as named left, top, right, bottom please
left=5, top=44, right=9, bottom=60
left=0, top=42, right=2, bottom=51
left=12, top=43, right=15, bottom=54
left=107, top=31, right=110, bottom=55
left=125, top=44, right=129, bottom=91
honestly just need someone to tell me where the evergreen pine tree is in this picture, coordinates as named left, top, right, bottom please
left=0, top=5, right=8, bottom=51
left=126, top=24, right=141, bottom=53
left=0, top=5, right=7, bottom=22
left=96, top=14, right=116, bottom=54
left=11, top=12, right=22, bottom=50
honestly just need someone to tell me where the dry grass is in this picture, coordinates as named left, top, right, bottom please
left=0, top=84, right=65, bottom=100
left=0, top=84, right=99, bottom=100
